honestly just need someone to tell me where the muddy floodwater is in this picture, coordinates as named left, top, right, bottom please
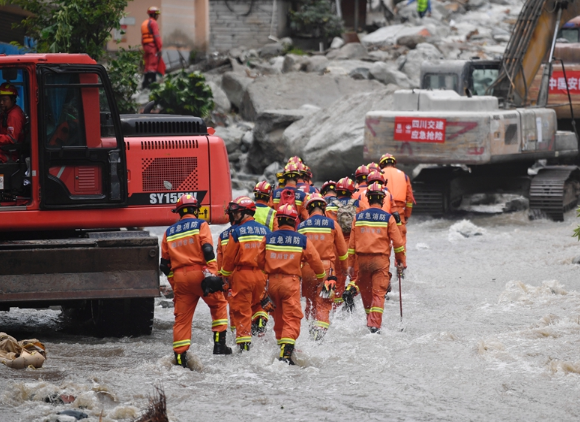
left=1, top=211, right=580, bottom=421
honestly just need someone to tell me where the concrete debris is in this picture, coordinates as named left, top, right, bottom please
left=369, top=62, right=414, bottom=88
left=326, top=43, right=370, bottom=60
left=330, top=37, right=345, bottom=49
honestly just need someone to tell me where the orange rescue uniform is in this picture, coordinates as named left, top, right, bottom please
left=141, top=18, right=163, bottom=74
left=382, top=166, right=414, bottom=245
left=220, top=218, right=271, bottom=345
left=217, top=225, right=237, bottom=331
left=256, top=227, right=326, bottom=347
left=161, top=214, right=228, bottom=354
left=348, top=206, right=406, bottom=329
left=0, top=104, right=25, bottom=163
left=272, top=186, right=309, bottom=221
left=297, top=211, right=348, bottom=330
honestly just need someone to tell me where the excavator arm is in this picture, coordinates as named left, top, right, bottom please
left=490, top=0, right=580, bottom=106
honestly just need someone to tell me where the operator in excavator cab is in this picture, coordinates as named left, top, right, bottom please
left=0, top=83, right=25, bottom=163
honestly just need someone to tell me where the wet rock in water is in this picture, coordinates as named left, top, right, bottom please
left=326, top=43, right=370, bottom=60
left=369, top=62, right=413, bottom=88
left=45, top=416, right=77, bottom=422
left=222, top=72, right=253, bottom=110
left=56, top=410, right=88, bottom=420
left=502, top=196, right=529, bottom=212
left=448, top=220, right=487, bottom=239
left=284, top=87, right=396, bottom=180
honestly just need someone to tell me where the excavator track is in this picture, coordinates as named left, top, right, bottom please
left=529, top=166, right=580, bottom=221
left=413, top=186, right=447, bottom=216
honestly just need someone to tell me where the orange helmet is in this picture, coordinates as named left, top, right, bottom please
left=320, top=180, right=337, bottom=196
left=254, top=180, right=273, bottom=197
left=336, top=177, right=356, bottom=195
left=355, top=165, right=370, bottom=182
left=379, top=153, right=397, bottom=167
left=305, top=193, right=327, bottom=211
left=367, top=170, right=385, bottom=185
left=283, top=163, right=300, bottom=179
left=367, top=162, right=380, bottom=173
left=287, top=156, right=303, bottom=164
left=366, top=182, right=386, bottom=198
left=303, top=165, right=313, bottom=180
left=276, top=204, right=299, bottom=220
left=147, top=6, right=160, bottom=16
left=227, top=196, right=256, bottom=213
left=0, top=83, right=18, bottom=97
left=172, top=194, right=199, bottom=214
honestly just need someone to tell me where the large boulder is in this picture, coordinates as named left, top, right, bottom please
left=221, top=71, right=254, bottom=110
left=361, top=25, right=433, bottom=48
left=305, top=55, right=329, bottom=73
left=369, top=62, right=414, bottom=88
left=326, top=43, right=370, bottom=60
left=247, top=109, right=310, bottom=173
left=238, top=73, right=384, bottom=121
left=325, top=59, right=373, bottom=76
left=283, top=87, right=397, bottom=181
left=260, top=43, right=284, bottom=59
left=207, top=81, right=231, bottom=113
left=214, top=124, right=248, bottom=154
left=397, top=42, right=443, bottom=87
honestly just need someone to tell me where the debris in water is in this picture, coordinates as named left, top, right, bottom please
left=448, top=220, right=486, bottom=241
left=134, top=386, right=168, bottom=422
left=57, top=409, right=88, bottom=420
left=0, top=332, right=46, bottom=369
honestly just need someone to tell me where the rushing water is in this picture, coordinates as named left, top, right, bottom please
left=2, top=211, right=580, bottom=421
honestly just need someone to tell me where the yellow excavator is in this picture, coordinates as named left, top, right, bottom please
left=365, top=0, right=580, bottom=220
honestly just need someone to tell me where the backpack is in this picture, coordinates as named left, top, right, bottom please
left=279, top=188, right=297, bottom=208
left=335, top=198, right=357, bottom=235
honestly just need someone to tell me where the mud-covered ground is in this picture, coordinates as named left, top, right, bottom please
left=1, top=211, right=580, bottom=421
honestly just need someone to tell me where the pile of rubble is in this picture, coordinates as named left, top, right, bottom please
left=152, top=0, right=521, bottom=180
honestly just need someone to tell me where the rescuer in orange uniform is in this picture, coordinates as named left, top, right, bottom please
left=347, top=183, right=406, bottom=332
left=358, top=171, right=395, bottom=214
left=321, top=180, right=338, bottom=215
left=256, top=204, right=326, bottom=364
left=0, top=83, right=25, bottom=163
left=220, top=197, right=271, bottom=351
left=160, top=194, right=232, bottom=368
left=271, top=163, right=309, bottom=221
left=353, top=165, right=369, bottom=198
left=217, top=205, right=237, bottom=334
left=379, top=153, right=414, bottom=246
left=298, top=193, right=348, bottom=340
left=141, top=6, right=163, bottom=88
left=253, top=181, right=278, bottom=231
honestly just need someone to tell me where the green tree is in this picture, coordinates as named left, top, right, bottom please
left=107, top=48, right=142, bottom=114
left=3, top=0, right=128, bottom=61
left=149, top=70, right=214, bottom=117
left=289, top=0, right=344, bottom=40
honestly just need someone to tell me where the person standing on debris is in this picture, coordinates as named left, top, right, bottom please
left=404, top=0, right=431, bottom=18
left=160, top=194, right=232, bottom=369
left=380, top=153, right=414, bottom=247
left=298, top=193, right=347, bottom=340
left=347, top=183, right=406, bottom=333
left=141, top=6, right=164, bottom=88
left=253, top=181, right=278, bottom=231
left=220, top=197, right=271, bottom=351
left=255, top=204, right=326, bottom=364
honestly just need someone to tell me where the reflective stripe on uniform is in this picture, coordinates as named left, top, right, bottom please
left=315, top=321, right=330, bottom=329
left=277, top=338, right=296, bottom=345
left=236, top=336, right=252, bottom=344
left=355, top=221, right=388, bottom=228
left=339, top=252, right=348, bottom=261
left=265, top=245, right=303, bottom=253
left=173, top=339, right=191, bottom=348
left=394, top=246, right=405, bottom=253
left=334, top=297, right=344, bottom=303
left=370, top=307, right=384, bottom=314
left=298, top=228, right=332, bottom=234
left=265, top=208, right=275, bottom=230
left=239, top=235, right=265, bottom=242
left=212, top=319, right=228, bottom=327
left=252, top=311, right=269, bottom=320
left=167, top=228, right=200, bottom=241
left=220, top=239, right=229, bottom=246
left=348, top=248, right=356, bottom=255
left=220, top=268, right=233, bottom=276
left=406, top=202, right=413, bottom=208
left=316, top=271, right=327, bottom=279
left=206, top=259, right=216, bottom=264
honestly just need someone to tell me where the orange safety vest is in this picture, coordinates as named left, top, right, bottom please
left=141, top=19, right=155, bottom=44
left=382, top=167, right=408, bottom=203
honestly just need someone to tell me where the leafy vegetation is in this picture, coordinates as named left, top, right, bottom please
left=149, top=70, right=214, bottom=117
left=574, top=207, right=580, bottom=240
left=4, top=0, right=128, bottom=61
left=107, top=48, right=142, bottom=114
left=289, top=0, right=344, bottom=40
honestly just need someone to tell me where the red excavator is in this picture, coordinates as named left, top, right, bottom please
left=0, top=54, right=231, bottom=336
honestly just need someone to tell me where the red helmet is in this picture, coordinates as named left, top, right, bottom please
left=367, top=170, right=385, bottom=185
left=367, top=162, right=380, bottom=173
left=173, top=194, right=199, bottom=213
left=305, top=193, right=327, bottom=211
left=366, top=182, right=386, bottom=198
left=287, top=156, right=303, bottom=164
left=336, top=177, right=356, bottom=194
left=0, top=83, right=18, bottom=97
left=355, top=165, right=370, bottom=181
left=227, top=196, right=256, bottom=213
left=254, top=180, right=273, bottom=196
left=147, top=6, right=160, bottom=16
left=276, top=204, right=299, bottom=220
left=379, top=153, right=397, bottom=167
left=320, top=180, right=337, bottom=195
left=304, top=165, right=313, bottom=180
left=283, top=163, right=300, bottom=178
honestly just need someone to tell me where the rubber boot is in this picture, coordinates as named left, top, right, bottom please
left=251, top=317, right=268, bottom=336
left=238, top=342, right=251, bottom=352
left=279, top=343, right=295, bottom=365
left=310, top=327, right=327, bottom=341
left=369, top=327, right=381, bottom=334
left=213, top=331, right=232, bottom=355
left=342, top=289, right=355, bottom=312
left=174, top=351, right=188, bottom=368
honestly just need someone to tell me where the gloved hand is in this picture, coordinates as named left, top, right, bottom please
left=260, top=290, right=276, bottom=312
left=319, top=276, right=337, bottom=299
left=201, top=276, right=225, bottom=296
left=396, top=262, right=406, bottom=278
left=342, top=283, right=357, bottom=312
left=347, top=267, right=355, bottom=279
